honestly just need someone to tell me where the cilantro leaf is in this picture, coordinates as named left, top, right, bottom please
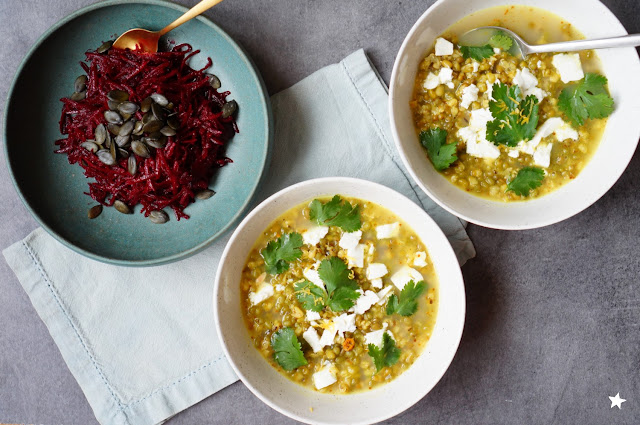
left=558, top=72, right=614, bottom=127
left=294, top=280, right=326, bottom=312
left=261, top=232, right=303, bottom=275
left=318, top=257, right=360, bottom=312
left=271, top=327, right=308, bottom=371
left=506, top=166, right=545, bottom=197
left=419, top=128, right=458, bottom=171
left=367, top=332, right=401, bottom=373
left=486, top=82, right=539, bottom=147
left=460, top=44, right=494, bottom=61
left=386, top=280, right=426, bottom=317
left=309, top=195, right=361, bottom=232
left=489, top=33, right=513, bottom=51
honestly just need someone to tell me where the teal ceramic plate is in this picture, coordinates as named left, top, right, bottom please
left=4, top=0, right=273, bottom=266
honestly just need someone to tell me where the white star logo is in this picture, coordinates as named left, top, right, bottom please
left=609, top=392, right=626, bottom=409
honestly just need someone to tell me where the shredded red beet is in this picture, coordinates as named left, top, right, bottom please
left=55, top=43, right=237, bottom=220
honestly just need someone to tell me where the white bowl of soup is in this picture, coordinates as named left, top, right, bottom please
left=389, top=0, right=640, bottom=229
left=214, top=177, right=465, bottom=424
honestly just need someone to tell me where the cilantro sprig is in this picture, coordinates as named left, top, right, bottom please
left=271, top=327, right=307, bottom=371
left=309, top=195, right=361, bottom=232
left=460, top=44, right=494, bottom=61
left=261, top=232, right=303, bottom=275
left=489, top=33, right=513, bottom=51
left=558, top=73, right=614, bottom=127
left=486, top=82, right=539, bottom=147
left=419, top=128, right=458, bottom=171
left=506, top=166, right=545, bottom=197
left=368, top=332, right=401, bottom=373
left=386, top=280, right=426, bottom=317
left=294, top=257, right=361, bottom=313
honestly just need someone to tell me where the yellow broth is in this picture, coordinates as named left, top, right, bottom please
left=410, top=5, right=608, bottom=201
left=240, top=196, right=439, bottom=393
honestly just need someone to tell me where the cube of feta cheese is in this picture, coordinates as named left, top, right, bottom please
left=434, top=37, right=454, bottom=56
left=552, top=53, right=584, bottom=83
left=333, top=313, right=356, bottom=337
left=313, top=364, right=337, bottom=390
left=554, top=122, right=579, bottom=142
left=473, top=62, right=479, bottom=73
left=249, top=283, right=274, bottom=306
left=423, top=67, right=454, bottom=90
left=512, top=68, right=547, bottom=102
left=508, top=150, right=520, bottom=158
left=458, top=108, right=501, bottom=160
left=306, top=310, right=321, bottom=322
left=364, top=323, right=394, bottom=347
left=366, top=263, right=388, bottom=280
left=390, top=266, right=424, bottom=290
left=413, top=251, right=427, bottom=267
left=376, top=222, right=400, bottom=239
left=533, top=143, right=553, bottom=168
left=354, top=289, right=380, bottom=315
left=375, top=286, right=395, bottom=305
left=424, top=72, right=441, bottom=90
left=303, top=268, right=326, bottom=291
left=303, top=327, right=324, bottom=352
left=493, top=47, right=501, bottom=55
left=339, top=230, right=362, bottom=250
left=275, top=284, right=285, bottom=292
left=302, top=225, right=329, bottom=246
left=370, top=278, right=383, bottom=289
left=460, top=84, right=479, bottom=109
left=346, top=244, right=365, bottom=268
left=319, top=322, right=338, bottom=346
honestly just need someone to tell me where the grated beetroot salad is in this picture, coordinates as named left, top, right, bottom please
left=55, top=43, right=237, bottom=221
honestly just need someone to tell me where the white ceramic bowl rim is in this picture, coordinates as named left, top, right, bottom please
left=389, top=0, right=640, bottom=230
left=214, top=177, right=466, bottom=425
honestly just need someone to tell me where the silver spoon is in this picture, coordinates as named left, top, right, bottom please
left=460, top=26, right=640, bottom=59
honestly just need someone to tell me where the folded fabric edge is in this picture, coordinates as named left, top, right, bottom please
left=3, top=230, right=238, bottom=425
left=338, top=50, right=476, bottom=266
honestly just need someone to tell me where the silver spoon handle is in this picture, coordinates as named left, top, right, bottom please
left=527, top=34, right=640, bottom=54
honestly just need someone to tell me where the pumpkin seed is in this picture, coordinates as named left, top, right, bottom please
left=97, top=149, right=115, bottom=165
left=221, top=100, right=237, bottom=118
left=149, top=210, right=169, bottom=224
left=119, top=120, right=135, bottom=136
left=133, top=120, right=144, bottom=135
left=107, top=89, right=129, bottom=102
left=167, top=115, right=180, bottom=130
left=127, top=156, right=137, bottom=175
left=151, top=102, right=166, bottom=121
left=160, top=126, right=176, bottom=137
left=88, top=205, right=103, bottom=219
left=104, top=132, right=111, bottom=149
left=131, top=140, right=150, bottom=158
left=107, top=123, right=121, bottom=135
left=118, top=101, right=139, bottom=115
left=121, top=112, right=132, bottom=121
left=142, top=119, right=163, bottom=133
left=70, top=91, right=86, bottom=101
left=208, top=74, right=221, bottom=89
left=150, top=93, right=169, bottom=106
left=145, top=137, right=167, bottom=149
left=114, top=200, right=132, bottom=214
left=108, top=100, right=121, bottom=111
left=94, top=124, right=106, bottom=144
left=97, top=40, right=113, bottom=54
left=140, top=97, right=153, bottom=113
left=74, top=75, right=88, bottom=93
left=110, top=139, right=117, bottom=159
left=195, top=189, right=216, bottom=200
left=115, top=134, right=130, bottom=147
left=118, top=148, right=129, bottom=158
left=81, top=141, right=99, bottom=153
left=104, top=110, right=123, bottom=124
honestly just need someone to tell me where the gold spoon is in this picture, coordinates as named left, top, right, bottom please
left=113, top=0, right=225, bottom=52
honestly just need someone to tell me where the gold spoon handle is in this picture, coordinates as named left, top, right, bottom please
left=158, top=0, right=225, bottom=36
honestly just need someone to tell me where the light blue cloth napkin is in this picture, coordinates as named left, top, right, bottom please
left=3, top=49, right=475, bottom=425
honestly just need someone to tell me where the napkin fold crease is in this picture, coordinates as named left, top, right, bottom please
left=3, top=49, right=475, bottom=425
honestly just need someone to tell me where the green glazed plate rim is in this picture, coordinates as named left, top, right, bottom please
left=3, top=0, right=274, bottom=267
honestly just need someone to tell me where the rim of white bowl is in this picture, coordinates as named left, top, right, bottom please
left=389, top=0, right=640, bottom=230
left=213, top=177, right=466, bottom=425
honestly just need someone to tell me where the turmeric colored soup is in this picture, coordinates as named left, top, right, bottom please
left=240, top=196, right=439, bottom=393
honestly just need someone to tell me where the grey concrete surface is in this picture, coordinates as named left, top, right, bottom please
left=1, top=0, right=639, bottom=424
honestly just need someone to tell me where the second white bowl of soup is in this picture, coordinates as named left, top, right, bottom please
left=389, top=0, right=640, bottom=229
left=214, top=177, right=465, bottom=424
